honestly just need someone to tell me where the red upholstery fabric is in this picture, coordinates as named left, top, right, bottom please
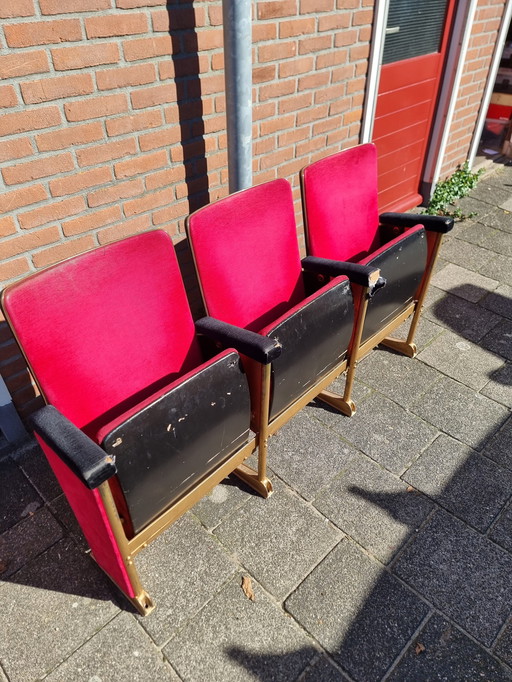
left=3, top=231, right=202, bottom=432
left=359, top=223, right=424, bottom=265
left=188, top=179, right=305, bottom=331
left=37, top=435, right=136, bottom=598
left=302, top=143, right=380, bottom=262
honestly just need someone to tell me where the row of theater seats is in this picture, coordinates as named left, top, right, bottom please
left=1, top=143, right=453, bottom=614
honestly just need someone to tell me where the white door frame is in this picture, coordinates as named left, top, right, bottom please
left=360, top=0, right=389, bottom=144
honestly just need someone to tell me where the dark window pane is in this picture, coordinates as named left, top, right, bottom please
left=383, top=0, right=449, bottom=65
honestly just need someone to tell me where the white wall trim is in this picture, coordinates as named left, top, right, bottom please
left=467, top=0, right=512, bottom=166
left=422, top=0, right=479, bottom=196
left=360, top=0, right=389, bottom=143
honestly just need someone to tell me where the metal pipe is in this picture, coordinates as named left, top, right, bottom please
left=222, top=0, right=253, bottom=192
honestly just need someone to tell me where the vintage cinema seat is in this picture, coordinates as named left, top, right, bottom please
left=186, top=178, right=384, bottom=445
left=300, top=143, right=453, bottom=359
left=1, top=230, right=281, bottom=614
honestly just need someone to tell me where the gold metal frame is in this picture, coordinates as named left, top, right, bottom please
left=96, top=433, right=262, bottom=615
left=373, top=230, right=445, bottom=358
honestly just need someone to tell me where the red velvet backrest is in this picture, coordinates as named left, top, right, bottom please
left=187, top=179, right=305, bottom=331
left=302, top=143, right=380, bottom=262
left=2, top=231, right=202, bottom=431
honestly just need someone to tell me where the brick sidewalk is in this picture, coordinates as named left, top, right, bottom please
left=1, top=163, right=511, bottom=681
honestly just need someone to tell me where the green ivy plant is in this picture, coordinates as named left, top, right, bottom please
left=424, top=162, right=483, bottom=220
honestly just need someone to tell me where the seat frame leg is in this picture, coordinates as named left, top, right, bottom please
left=98, top=482, right=156, bottom=616
left=381, top=231, right=444, bottom=359
left=380, top=334, right=418, bottom=358
left=233, top=362, right=273, bottom=498
left=317, top=281, right=373, bottom=417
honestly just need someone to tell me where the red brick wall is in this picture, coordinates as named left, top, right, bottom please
left=1, top=0, right=507, bottom=419
left=0, top=0, right=373, bottom=417
left=440, top=0, right=507, bottom=177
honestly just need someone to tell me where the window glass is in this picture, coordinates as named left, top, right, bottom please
left=383, top=0, right=449, bottom=65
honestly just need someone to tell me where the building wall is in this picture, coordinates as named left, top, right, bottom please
left=0, top=0, right=373, bottom=417
left=0, top=0, right=508, bottom=419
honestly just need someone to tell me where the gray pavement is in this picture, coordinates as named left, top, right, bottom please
left=1, top=163, right=511, bottom=681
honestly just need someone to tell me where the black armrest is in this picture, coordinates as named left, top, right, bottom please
left=30, top=405, right=117, bottom=490
left=379, top=212, right=454, bottom=234
left=195, top=316, right=282, bottom=365
left=301, top=256, right=386, bottom=295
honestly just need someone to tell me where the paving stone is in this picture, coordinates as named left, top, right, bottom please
left=0, top=506, right=63, bottom=578
left=314, top=391, right=438, bottom=474
left=393, top=511, right=512, bottom=646
left=6, top=437, right=39, bottom=463
left=214, top=483, right=341, bottom=599
left=17, top=442, right=61, bottom=502
left=388, top=613, right=512, bottom=681
left=481, top=317, right=512, bottom=360
left=422, top=284, right=448, bottom=312
left=484, top=416, right=512, bottom=470
left=432, top=254, right=448, bottom=275
left=191, top=475, right=256, bottom=531
left=478, top=252, right=512, bottom=281
left=44, top=612, right=179, bottom=681
left=403, top=434, right=512, bottom=532
left=267, top=410, right=358, bottom=501
left=164, top=576, right=315, bottom=682
left=48, top=494, right=87, bottom=548
left=0, top=457, right=42, bottom=534
left=411, top=375, right=509, bottom=450
left=448, top=217, right=475, bottom=240
left=482, top=206, right=512, bottom=233
left=135, top=514, right=237, bottom=645
left=456, top=220, right=502, bottom=247
left=390, top=316, right=445, bottom=351
left=485, top=227, right=512, bottom=256
left=489, top=503, right=512, bottom=554
left=285, top=539, right=430, bottom=682
left=417, top=329, right=504, bottom=390
left=494, top=620, right=512, bottom=667
left=0, top=538, right=119, bottom=682
left=314, top=455, right=434, bottom=563
left=481, top=284, right=512, bottom=319
left=298, top=656, right=349, bottom=681
left=455, top=196, right=494, bottom=220
left=471, top=181, right=512, bottom=208
left=424, top=291, right=501, bottom=342
left=356, top=347, right=440, bottom=408
left=431, top=263, right=498, bottom=302
left=484, top=163, right=512, bottom=185
left=439, top=237, right=496, bottom=271
left=481, top=362, right=512, bottom=407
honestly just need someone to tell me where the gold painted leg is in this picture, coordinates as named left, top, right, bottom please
left=233, top=462, right=273, bottom=498
left=380, top=336, right=417, bottom=358
left=235, top=362, right=273, bottom=498
left=317, top=389, right=356, bottom=416
left=129, top=590, right=155, bottom=616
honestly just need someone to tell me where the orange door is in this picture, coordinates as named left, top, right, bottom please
left=373, top=0, right=457, bottom=212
